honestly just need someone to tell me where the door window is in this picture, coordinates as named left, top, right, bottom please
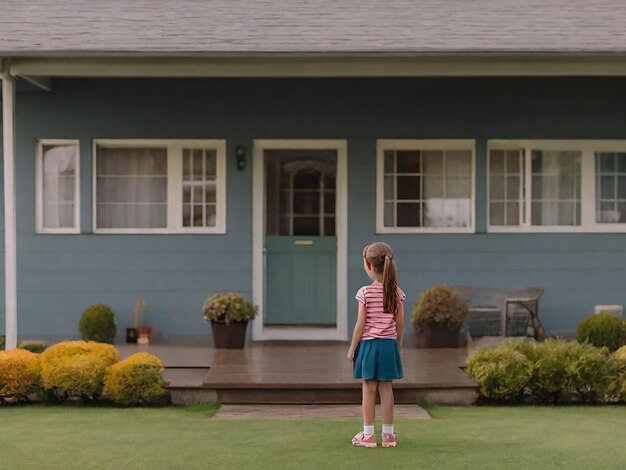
left=265, top=150, right=336, bottom=236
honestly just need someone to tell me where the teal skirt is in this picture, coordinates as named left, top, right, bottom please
left=353, top=338, right=403, bottom=381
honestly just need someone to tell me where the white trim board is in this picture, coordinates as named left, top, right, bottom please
left=252, top=139, right=348, bottom=341
left=10, top=55, right=626, bottom=78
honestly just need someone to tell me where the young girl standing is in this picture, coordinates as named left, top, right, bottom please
left=348, top=242, right=404, bottom=448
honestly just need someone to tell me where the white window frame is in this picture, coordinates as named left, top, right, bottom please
left=36, top=139, right=81, bottom=234
left=376, top=139, right=476, bottom=234
left=488, top=140, right=626, bottom=233
left=92, top=139, right=226, bottom=234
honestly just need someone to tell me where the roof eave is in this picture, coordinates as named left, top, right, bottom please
left=5, top=51, right=626, bottom=78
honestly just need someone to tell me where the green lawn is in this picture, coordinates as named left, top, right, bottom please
left=0, top=405, right=625, bottom=469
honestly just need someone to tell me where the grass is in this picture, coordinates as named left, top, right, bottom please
left=0, top=405, right=625, bottom=469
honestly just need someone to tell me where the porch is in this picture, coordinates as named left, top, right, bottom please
left=117, top=337, right=477, bottom=405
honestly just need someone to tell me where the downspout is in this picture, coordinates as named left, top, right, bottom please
left=1, top=58, right=17, bottom=350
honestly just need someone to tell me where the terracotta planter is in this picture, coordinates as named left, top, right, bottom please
left=415, top=325, right=462, bottom=348
left=211, top=320, right=248, bottom=349
left=137, top=325, right=152, bottom=344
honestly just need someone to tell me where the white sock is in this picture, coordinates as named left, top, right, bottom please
left=363, top=424, right=375, bottom=435
left=382, top=424, right=394, bottom=435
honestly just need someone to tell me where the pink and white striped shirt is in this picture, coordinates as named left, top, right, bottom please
left=355, top=281, right=406, bottom=340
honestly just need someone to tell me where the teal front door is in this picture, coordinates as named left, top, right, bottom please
left=264, top=150, right=337, bottom=325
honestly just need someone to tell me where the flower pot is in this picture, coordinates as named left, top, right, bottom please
left=137, top=325, right=152, bottom=345
left=210, top=320, right=248, bottom=349
left=415, top=325, right=462, bottom=348
left=125, top=328, right=138, bottom=344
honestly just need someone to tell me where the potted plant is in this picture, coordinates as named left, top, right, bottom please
left=78, top=304, right=117, bottom=344
left=412, top=285, right=469, bottom=348
left=202, top=292, right=257, bottom=349
left=132, top=300, right=151, bottom=345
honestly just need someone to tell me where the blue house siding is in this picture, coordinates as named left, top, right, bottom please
left=9, top=77, right=626, bottom=339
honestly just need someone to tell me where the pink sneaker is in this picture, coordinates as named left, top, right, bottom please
left=382, top=432, right=397, bottom=448
left=351, top=432, right=377, bottom=448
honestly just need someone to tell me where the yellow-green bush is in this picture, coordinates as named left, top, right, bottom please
left=103, top=353, right=168, bottom=405
left=41, top=341, right=119, bottom=400
left=512, top=339, right=571, bottom=403
left=0, top=349, right=41, bottom=403
left=606, top=346, right=626, bottom=403
left=615, top=345, right=626, bottom=368
left=468, top=339, right=620, bottom=404
left=466, top=346, right=532, bottom=400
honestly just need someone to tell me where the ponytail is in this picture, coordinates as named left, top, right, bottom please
left=382, top=254, right=399, bottom=315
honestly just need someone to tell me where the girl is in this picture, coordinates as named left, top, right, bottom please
left=348, top=242, right=404, bottom=449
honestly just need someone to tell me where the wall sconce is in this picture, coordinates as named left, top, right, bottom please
left=235, top=146, right=246, bottom=171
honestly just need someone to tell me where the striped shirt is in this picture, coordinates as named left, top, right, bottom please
left=355, top=281, right=406, bottom=340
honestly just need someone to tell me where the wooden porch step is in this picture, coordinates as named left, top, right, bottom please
left=212, top=386, right=475, bottom=405
left=168, top=382, right=476, bottom=406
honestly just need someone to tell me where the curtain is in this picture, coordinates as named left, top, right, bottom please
left=532, top=151, right=580, bottom=226
left=42, top=145, right=77, bottom=229
left=96, top=147, right=167, bottom=229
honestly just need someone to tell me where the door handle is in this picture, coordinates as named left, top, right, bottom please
left=294, top=240, right=314, bottom=246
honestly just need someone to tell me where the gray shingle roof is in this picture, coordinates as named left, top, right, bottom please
left=1, top=0, right=626, bottom=55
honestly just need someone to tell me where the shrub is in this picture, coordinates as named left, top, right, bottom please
left=512, top=339, right=571, bottom=403
left=202, top=292, right=257, bottom=325
left=605, top=346, right=626, bottom=403
left=606, top=375, right=626, bottom=403
left=0, top=335, right=5, bottom=350
left=468, top=339, right=620, bottom=404
left=0, top=349, right=41, bottom=403
left=79, top=304, right=117, bottom=344
left=615, top=345, right=626, bottom=369
left=576, top=313, right=624, bottom=351
left=561, top=342, right=617, bottom=402
left=40, top=341, right=119, bottom=400
left=412, top=285, right=469, bottom=331
left=103, top=353, right=169, bottom=405
left=466, top=346, right=532, bottom=401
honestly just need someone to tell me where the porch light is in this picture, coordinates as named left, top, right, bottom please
left=236, top=145, right=246, bottom=171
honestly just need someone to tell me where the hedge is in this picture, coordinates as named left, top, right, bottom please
left=467, top=339, right=623, bottom=404
left=103, top=353, right=168, bottom=406
left=0, top=349, right=41, bottom=403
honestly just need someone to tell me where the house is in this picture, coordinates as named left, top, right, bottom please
left=2, top=1, right=626, bottom=348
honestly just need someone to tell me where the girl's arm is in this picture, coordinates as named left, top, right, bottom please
left=347, top=302, right=366, bottom=361
left=396, top=302, right=405, bottom=348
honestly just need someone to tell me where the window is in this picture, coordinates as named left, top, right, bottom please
left=489, top=150, right=524, bottom=226
left=377, top=140, right=475, bottom=233
left=489, top=141, right=626, bottom=232
left=182, top=149, right=218, bottom=228
left=596, top=152, right=626, bottom=224
left=36, top=140, right=80, bottom=233
left=531, top=150, right=581, bottom=226
left=265, top=151, right=336, bottom=236
left=93, top=140, right=226, bottom=233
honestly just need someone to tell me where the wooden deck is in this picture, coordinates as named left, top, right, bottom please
left=117, top=337, right=477, bottom=405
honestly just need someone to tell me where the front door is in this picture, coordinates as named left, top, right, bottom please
left=264, top=149, right=337, bottom=325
